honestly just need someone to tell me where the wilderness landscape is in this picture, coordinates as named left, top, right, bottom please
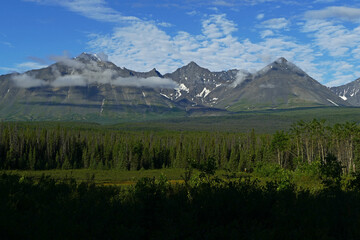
left=3, top=0, right=360, bottom=239
left=2, top=55, right=360, bottom=239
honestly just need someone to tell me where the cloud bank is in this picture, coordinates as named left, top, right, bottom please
left=18, top=1, right=360, bottom=87
left=12, top=72, right=178, bottom=89
left=11, top=57, right=178, bottom=89
left=88, top=13, right=313, bottom=76
left=305, top=6, right=360, bottom=22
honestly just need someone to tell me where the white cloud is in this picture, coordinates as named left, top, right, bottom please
left=326, top=73, right=357, bottom=87
left=261, top=18, right=290, bottom=29
left=256, top=13, right=265, bottom=20
left=51, top=73, right=178, bottom=88
left=11, top=62, right=178, bottom=89
left=88, top=13, right=317, bottom=81
left=0, top=67, right=17, bottom=73
left=186, top=10, right=198, bottom=16
left=24, top=0, right=139, bottom=23
left=24, top=0, right=360, bottom=87
left=260, top=30, right=274, bottom=38
left=212, top=1, right=234, bottom=7
left=230, top=70, right=250, bottom=87
left=0, top=61, right=49, bottom=74
left=12, top=74, right=47, bottom=88
left=202, top=14, right=237, bottom=38
left=305, top=6, right=360, bottom=22
left=16, top=62, right=48, bottom=70
left=157, top=22, right=173, bottom=27
left=302, top=19, right=360, bottom=57
left=208, top=7, right=219, bottom=12
left=313, top=0, right=337, bottom=3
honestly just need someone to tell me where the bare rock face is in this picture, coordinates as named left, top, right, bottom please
left=161, top=61, right=245, bottom=107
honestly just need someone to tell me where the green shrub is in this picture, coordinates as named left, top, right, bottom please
left=294, top=160, right=321, bottom=177
left=254, top=162, right=284, bottom=178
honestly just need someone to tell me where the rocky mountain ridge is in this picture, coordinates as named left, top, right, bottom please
left=331, top=78, right=360, bottom=106
left=0, top=53, right=355, bottom=122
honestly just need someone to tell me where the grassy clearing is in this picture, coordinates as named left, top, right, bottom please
left=1, top=168, right=324, bottom=190
left=1, top=169, right=186, bottom=185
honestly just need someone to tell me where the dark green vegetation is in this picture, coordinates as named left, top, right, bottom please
left=7, top=106, right=359, bottom=132
left=1, top=118, right=360, bottom=175
left=3, top=116, right=360, bottom=239
left=4, top=169, right=187, bottom=185
left=2, top=170, right=360, bottom=239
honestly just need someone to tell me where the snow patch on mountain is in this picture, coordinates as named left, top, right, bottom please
left=196, top=88, right=211, bottom=98
left=160, top=93, right=170, bottom=99
left=327, top=99, right=339, bottom=106
left=178, top=83, right=190, bottom=93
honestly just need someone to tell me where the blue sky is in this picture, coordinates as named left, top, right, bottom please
left=1, top=0, right=360, bottom=86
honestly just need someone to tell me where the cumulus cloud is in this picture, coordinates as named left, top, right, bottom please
left=302, top=19, right=360, bottom=57
left=256, top=13, right=265, bottom=20
left=24, top=0, right=139, bottom=23
left=260, top=30, right=274, bottom=38
left=25, top=0, right=360, bottom=87
left=0, top=61, right=49, bottom=74
left=305, top=6, right=360, bottom=22
left=186, top=10, right=198, bottom=16
left=16, top=62, right=48, bottom=71
left=88, top=13, right=314, bottom=76
left=261, top=18, right=290, bottom=29
left=212, top=1, right=235, bottom=7
left=202, top=14, right=237, bottom=38
left=157, top=22, right=173, bottom=27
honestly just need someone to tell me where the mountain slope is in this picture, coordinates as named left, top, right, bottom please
left=161, top=61, right=247, bottom=107
left=0, top=53, right=183, bottom=122
left=0, top=54, right=354, bottom=122
left=216, top=58, right=349, bottom=110
left=331, top=78, right=360, bottom=106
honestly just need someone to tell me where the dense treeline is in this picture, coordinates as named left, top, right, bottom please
left=2, top=173, right=360, bottom=239
left=0, top=119, right=359, bottom=172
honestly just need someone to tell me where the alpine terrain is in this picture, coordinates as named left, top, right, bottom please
left=331, top=78, right=360, bottom=106
left=0, top=53, right=352, bottom=122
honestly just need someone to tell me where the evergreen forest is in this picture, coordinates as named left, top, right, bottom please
left=2, top=119, right=360, bottom=239
left=1, top=119, right=359, bottom=173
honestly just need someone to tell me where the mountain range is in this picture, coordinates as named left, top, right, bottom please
left=0, top=53, right=357, bottom=122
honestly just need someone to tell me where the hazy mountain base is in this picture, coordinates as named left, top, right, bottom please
left=0, top=100, right=187, bottom=123
left=1, top=102, right=359, bottom=131
left=114, top=107, right=360, bottom=133
left=225, top=98, right=326, bottom=112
